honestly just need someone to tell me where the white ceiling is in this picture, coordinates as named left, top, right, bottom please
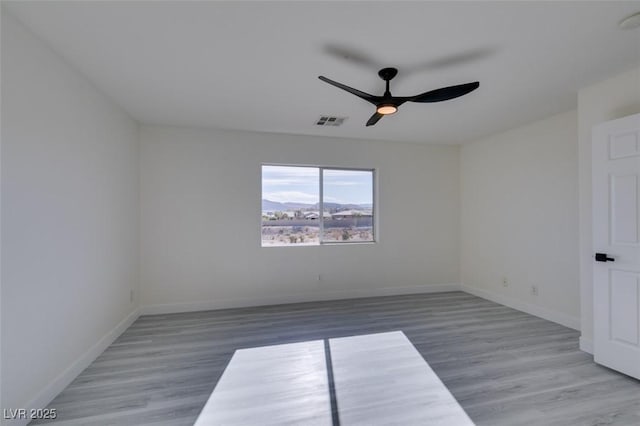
left=5, top=1, right=640, bottom=144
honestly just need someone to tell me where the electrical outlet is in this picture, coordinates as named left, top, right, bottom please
left=502, top=276, right=509, bottom=287
left=531, top=285, right=538, bottom=296
left=317, top=274, right=322, bottom=281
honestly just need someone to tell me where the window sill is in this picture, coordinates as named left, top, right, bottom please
left=261, top=241, right=376, bottom=248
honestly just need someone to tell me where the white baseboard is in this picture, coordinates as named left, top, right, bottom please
left=8, top=309, right=141, bottom=426
left=579, top=336, right=594, bottom=354
left=140, top=284, right=462, bottom=315
left=460, top=285, right=580, bottom=331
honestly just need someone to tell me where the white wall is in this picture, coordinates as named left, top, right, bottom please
left=1, top=11, right=139, bottom=419
left=460, top=110, right=580, bottom=329
left=577, top=66, right=640, bottom=352
left=139, top=126, right=460, bottom=312
left=0, top=8, right=3, bottom=416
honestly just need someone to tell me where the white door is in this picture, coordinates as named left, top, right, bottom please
left=593, top=112, right=640, bottom=380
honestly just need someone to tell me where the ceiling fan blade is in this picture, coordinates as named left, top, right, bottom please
left=408, top=82, right=479, bottom=103
left=366, top=112, right=384, bottom=127
left=318, top=76, right=379, bottom=104
left=323, top=43, right=380, bottom=69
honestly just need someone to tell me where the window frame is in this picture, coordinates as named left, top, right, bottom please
left=260, top=163, right=377, bottom=247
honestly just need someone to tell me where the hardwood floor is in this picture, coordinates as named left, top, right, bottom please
left=194, top=331, right=475, bottom=425
left=34, top=292, right=640, bottom=425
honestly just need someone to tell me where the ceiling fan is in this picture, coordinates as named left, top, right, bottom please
left=318, top=67, right=479, bottom=126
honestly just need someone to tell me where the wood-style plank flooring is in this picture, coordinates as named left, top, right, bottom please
left=34, top=292, right=640, bottom=425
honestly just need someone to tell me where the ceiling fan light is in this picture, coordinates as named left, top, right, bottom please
left=377, top=105, right=397, bottom=115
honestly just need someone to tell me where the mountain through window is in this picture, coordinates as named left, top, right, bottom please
left=261, top=165, right=375, bottom=246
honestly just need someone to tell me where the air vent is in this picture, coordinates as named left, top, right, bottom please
left=316, top=115, right=347, bottom=127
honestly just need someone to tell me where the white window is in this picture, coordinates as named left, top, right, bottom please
left=261, top=165, right=375, bottom=246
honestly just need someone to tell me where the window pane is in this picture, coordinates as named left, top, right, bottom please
left=261, top=165, right=320, bottom=246
left=322, top=169, right=374, bottom=243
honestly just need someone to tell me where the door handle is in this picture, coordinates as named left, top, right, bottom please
left=595, top=253, right=615, bottom=262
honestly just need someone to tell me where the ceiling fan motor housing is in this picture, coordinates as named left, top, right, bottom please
left=378, top=67, right=398, bottom=81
